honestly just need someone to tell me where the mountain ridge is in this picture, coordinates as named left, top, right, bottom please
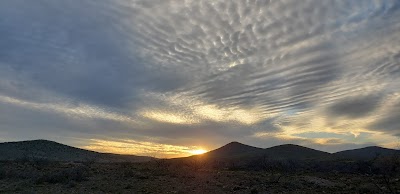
left=1, top=140, right=399, bottom=162
left=263, top=144, right=332, bottom=160
left=193, top=141, right=399, bottom=163
left=205, top=141, right=264, bottom=158
left=333, top=145, right=400, bottom=160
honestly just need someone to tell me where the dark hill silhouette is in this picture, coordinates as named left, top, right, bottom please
left=205, top=141, right=264, bottom=158
left=334, top=146, right=400, bottom=160
left=180, top=142, right=334, bottom=169
left=196, top=142, right=331, bottom=161
left=175, top=141, right=265, bottom=167
left=0, top=140, right=153, bottom=162
left=177, top=142, right=400, bottom=171
left=263, top=144, right=332, bottom=160
left=185, top=142, right=398, bottom=165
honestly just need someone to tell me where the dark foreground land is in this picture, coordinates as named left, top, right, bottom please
left=1, top=160, right=399, bottom=194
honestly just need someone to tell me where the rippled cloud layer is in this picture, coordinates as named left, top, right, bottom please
left=1, top=0, right=399, bottom=156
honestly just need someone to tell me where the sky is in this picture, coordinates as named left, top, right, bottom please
left=0, top=0, right=399, bottom=158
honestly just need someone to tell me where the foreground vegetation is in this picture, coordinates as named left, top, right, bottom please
left=1, top=156, right=399, bottom=194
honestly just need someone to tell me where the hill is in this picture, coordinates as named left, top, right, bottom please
left=178, top=142, right=400, bottom=170
left=178, top=142, right=334, bottom=169
left=263, top=144, right=332, bottom=160
left=204, top=141, right=264, bottom=158
left=334, top=146, right=400, bottom=160
left=0, top=140, right=153, bottom=162
left=194, top=142, right=331, bottom=161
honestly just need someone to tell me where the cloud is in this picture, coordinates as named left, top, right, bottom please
left=368, top=98, right=400, bottom=135
left=0, top=0, right=400, bottom=156
left=326, top=95, right=381, bottom=119
left=0, top=95, right=137, bottom=123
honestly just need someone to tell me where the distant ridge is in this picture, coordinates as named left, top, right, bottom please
left=202, top=142, right=331, bottom=160
left=2, top=140, right=398, bottom=163
left=0, top=140, right=153, bottom=162
left=334, top=146, right=400, bottom=160
left=263, top=144, right=331, bottom=160
left=190, top=142, right=398, bottom=163
left=205, top=141, right=264, bottom=158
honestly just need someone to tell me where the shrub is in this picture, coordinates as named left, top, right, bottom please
left=35, top=165, right=89, bottom=184
left=32, top=158, right=52, bottom=167
left=0, top=168, right=5, bottom=180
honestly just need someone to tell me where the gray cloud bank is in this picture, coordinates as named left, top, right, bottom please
left=0, top=0, right=399, bottom=154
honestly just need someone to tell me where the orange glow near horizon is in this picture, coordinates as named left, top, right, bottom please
left=82, top=138, right=209, bottom=158
left=189, top=149, right=208, bottom=155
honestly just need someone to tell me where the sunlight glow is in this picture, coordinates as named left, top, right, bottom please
left=189, top=149, right=208, bottom=155
left=82, top=139, right=208, bottom=158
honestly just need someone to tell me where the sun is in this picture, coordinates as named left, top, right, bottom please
left=189, top=149, right=207, bottom=155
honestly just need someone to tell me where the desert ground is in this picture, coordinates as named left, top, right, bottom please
left=1, top=160, right=399, bottom=194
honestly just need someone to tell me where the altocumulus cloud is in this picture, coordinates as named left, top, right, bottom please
left=0, top=0, right=400, bottom=156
